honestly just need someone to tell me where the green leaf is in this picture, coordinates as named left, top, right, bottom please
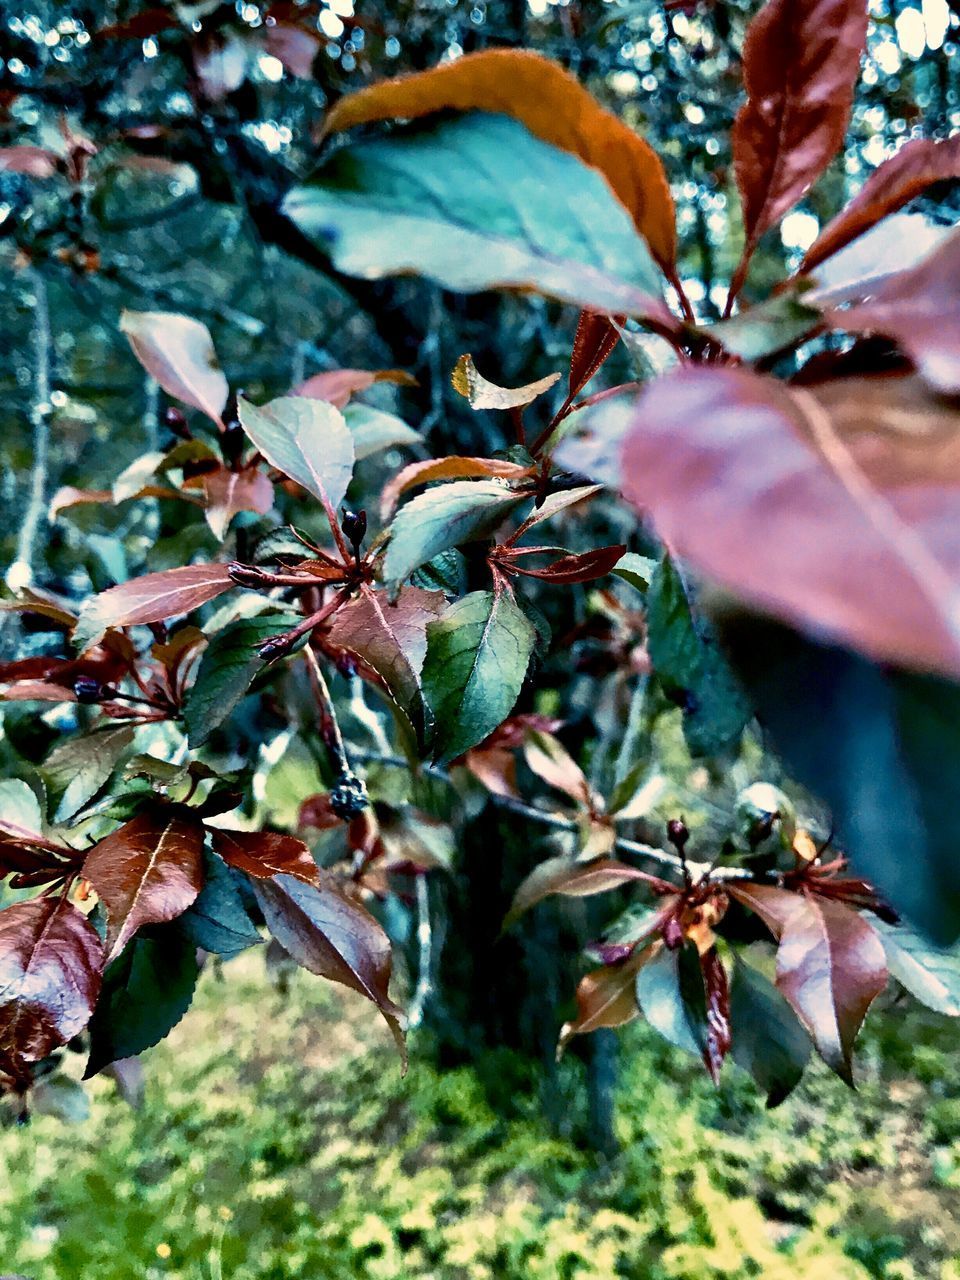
left=410, top=548, right=468, bottom=597
left=383, top=480, right=528, bottom=585
left=646, top=554, right=751, bottom=756
left=0, top=778, right=45, bottom=837
left=729, top=956, right=810, bottom=1107
left=284, top=113, right=666, bottom=318
left=84, top=933, right=199, bottom=1077
left=871, top=916, right=960, bottom=1015
left=343, top=404, right=422, bottom=459
left=182, top=613, right=297, bottom=747
left=707, top=290, right=821, bottom=362
left=421, top=589, right=536, bottom=763
left=634, top=942, right=707, bottom=1060
left=42, top=726, right=134, bottom=822
left=237, top=395, right=354, bottom=512
left=175, top=849, right=262, bottom=959
left=611, top=552, right=656, bottom=596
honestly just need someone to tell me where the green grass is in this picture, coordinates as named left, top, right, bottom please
left=3, top=957, right=960, bottom=1280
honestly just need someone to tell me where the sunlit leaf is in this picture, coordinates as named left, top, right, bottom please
left=73, top=563, right=235, bottom=651
left=286, top=114, right=668, bottom=320
left=120, top=310, right=228, bottom=424
left=237, top=395, right=354, bottom=516
left=320, top=48, right=676, bottom=269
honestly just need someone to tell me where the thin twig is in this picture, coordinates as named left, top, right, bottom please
left=9, top=269, right=52, bottom=592
left=303, top=645, right=351, bottom=776
left=406, top=874, right=433, bottom=1029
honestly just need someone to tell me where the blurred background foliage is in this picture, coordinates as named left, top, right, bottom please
left=2, top=1, right=960, bottom=1275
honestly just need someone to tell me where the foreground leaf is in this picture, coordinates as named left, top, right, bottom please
left=0, top=897, right=103, bottom=1080
left=730, top=883, right=886, bottom=1081
left=421, top=589, right=536, bottom=763
left=645, top=555, right=751, bottom=756
left=721, top=617, right=960, bottom=940
left=84, top=933, right=199, bottom=1077
left=320, top=48, right=676, bottom=269
left=830, top=230, right=960, bottom=394
left=73, top=563, right=235, bottom=651
left=729, top=956, right=811, bottom=1106
left=286, top=114, right=668, bottom=320
left=237, top=395, right=354, bottom=516
left=803, top=133, right=960, bottom=273
left=343, top=404, right=422, bottom=460
left=617, top=366, right=960, bottom=678
left=383, top=480, right=529, bottom=585
left=252, top=873, right=405, bottom=1062
left=730, top=0, right=868, bottom=290
left=83, top=806, right=205, bottom=962
left=120, top=310, right=228, bottom=424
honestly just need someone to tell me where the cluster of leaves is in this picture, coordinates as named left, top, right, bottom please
left=2, top=0, right=960, bottom=1118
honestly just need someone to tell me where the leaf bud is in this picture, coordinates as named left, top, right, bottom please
left=666, top=817, right=689, bottom=852
left=330, top=770, right=369, bottom=820
left=340, top=507, right=367, bottom=556
left=73, top=675, right=102, bottom=704
left=163, top=406, right=190, bottom=439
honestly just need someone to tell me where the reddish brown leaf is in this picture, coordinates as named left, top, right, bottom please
left=699, top=945, right=732, bottom=1085
left=0, top=896, right=104, bottom=1081
left=462, top=745, right=519, bottom=798
left=0, top=146, right=59, bottom=177
left=451, top=354, right=561, bottom=411
left=212, top=829, right=320, bottom=885
left=731, top=0, right=868, bottom=292
left=321, top=48, right=676, bottom=270
left=730, top=883, right=886, bottom=1080
left=120, top=310, right=228, bottom=425
left=569, top=310, right=623, bottom=400
left=557, top=950, right=649, bottom=1056
left=295, top=367, right=417, bottom=408
left=264, top=22, right=320, bottom=78
left=505, top=544, right=627, bottom=584
left=300, top=793, right=350, bottom=834
left=202, top=465, right=274, bottom=539
left=380, top=456, right=535, bottom=520
left=193, top=31, right=249, bottom=101
left=521, top=731, right=593, bottom=809
left=616, top=365, right=960, bottom=676
left=97, top=9, right=179, bottom=39
left=828, top=230, right=960, bottom=395
left=505, top=856, right=652, bottom=930
left=252, top=872, right=406, bottom=1062
left=74, top=563, right=235, bottom=651
left=803, top=134, right=960, bottom=274
left=83, top=807, right=205, bottom=962
left=325, top=585, right=447, bottom=736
